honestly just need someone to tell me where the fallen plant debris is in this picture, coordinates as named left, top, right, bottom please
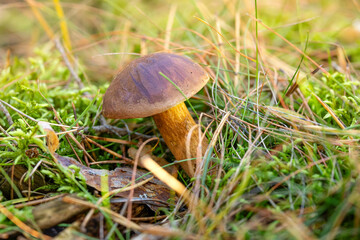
left=38, top=121, right=60, bottom=155
left=1, top=0, right=360, bottom=239
left=40, top=120, right=178, bottom=213
left=55, top=153, right=175, bottom=212
left=31, top=194, right=89, bottom=230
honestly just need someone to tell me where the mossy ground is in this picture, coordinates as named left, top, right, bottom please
left=0, top=0, right=360, bottom=239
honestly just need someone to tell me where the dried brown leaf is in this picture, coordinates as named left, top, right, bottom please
left=38, top=121, right=59, bottom=154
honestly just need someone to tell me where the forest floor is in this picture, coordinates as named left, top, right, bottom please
left=0, top=0, right=360, bottom=239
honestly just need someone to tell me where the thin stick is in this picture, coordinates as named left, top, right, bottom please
left=15, top=194, right=65, bottom=208
left=0, top=99, right=37, bottom=122
left=65, top=134, right=82, bottom=163
left=0, top=125, right=10, bottom=137
left=0, top=102, right=13, bottom=126
left=54, top=121, right=95, bottom=163
left=82, top=141, right=90, bottom=167
left=84, top=138, right=97, bottom=162
left=54, top=39, right=84, bottom=89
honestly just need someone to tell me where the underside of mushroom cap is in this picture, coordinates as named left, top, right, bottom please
left=103, top=52, right=209, bottom=119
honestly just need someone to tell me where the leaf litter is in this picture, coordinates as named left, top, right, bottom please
left=42, top=120, right=177, bottom=213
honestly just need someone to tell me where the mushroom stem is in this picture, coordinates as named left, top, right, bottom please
left=153, top=102, right=208, bottom=177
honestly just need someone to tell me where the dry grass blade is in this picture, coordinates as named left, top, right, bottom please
left=194, top=16, right=256, bottom=62
left=234, top=10, right=241, bottom=88
left=312, top=93, right=347, bottom=129
left=285, top=71, right=301, bottom=96
left=265, top=106, right=315, bottom=126
left=140, top=224, right=191, bottom=238
left=164, top=4, right=177, bottom=50
left=195, top=111, right=230, bottom=199
left=89, top=160, right=129, bottom=165
left=139, top=154, right=192, bottom=204
left=34, top=128, right=82, bottom=138
left=53, top=0, right=72, bottom=52
left=25, top=0, right=54, bottom=40
left=248, top=14, right=328, bottom=75
left=276, top=212, right=316, bottom=240
left=85, top=136, right=131, bottom=160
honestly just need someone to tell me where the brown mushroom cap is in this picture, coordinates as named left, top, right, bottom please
left=102, top=52, right=209, bottom=119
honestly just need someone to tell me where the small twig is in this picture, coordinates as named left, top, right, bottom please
left=0, top=125, right=11, bottom=137
left=83, top=138, right=97, bottom=162
left=15, top=194, right=65, bottom=209
left=52, top=117, right=95, bottom=162
left=54, top=39, right=84, bottom=90
left=0, top=101, right=13, bottom=127
left=72, top=102, right=79, bottom=127
left=64, top=133, right=82, bottom=163
left=0, top=99, right=37, bottom=123
left=99, top=115, right=107, bottom=125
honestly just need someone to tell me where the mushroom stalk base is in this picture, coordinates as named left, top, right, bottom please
left=153, top=102, right=207, bottom=177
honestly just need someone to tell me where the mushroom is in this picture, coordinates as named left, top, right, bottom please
left=102, top=52, right=209, bottom=177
